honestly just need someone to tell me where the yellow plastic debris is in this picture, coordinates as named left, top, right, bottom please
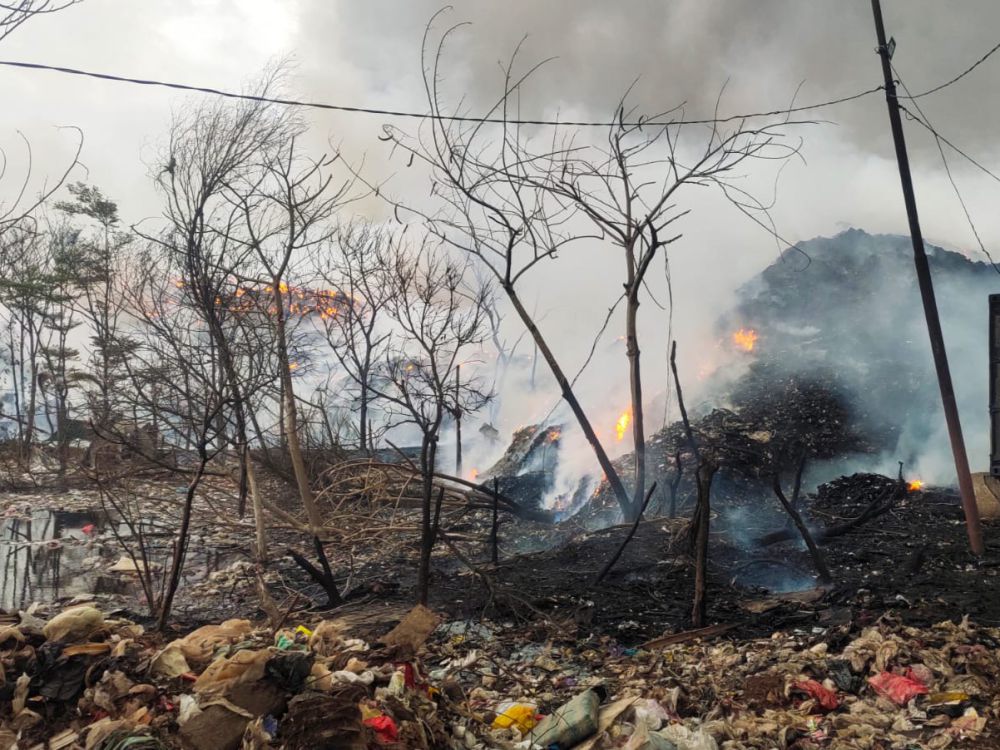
left=926, top=691, right=970, bottom=703
left=43, top=606, right=104, bottom=643
left=492, top=703, right=538, bottom=733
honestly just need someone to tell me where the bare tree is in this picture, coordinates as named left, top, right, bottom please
left=109, top=248, right=230, bottom=629
left=0, top=226, right=60, bottom=466
left=371, top=19, right=802, bottom=522
left=1, top=0, right=82, bottom=43
left=220, top=136, right=358, bottom=531
left=371, top=23, right=636, bottom=519
left=535, top=101, right=801, bottom=520
left=369, top=240, right=493, bottom=603
left=320, top=222, right=393, bottom=451
left=146, top=70, right=295, bottom=557
left=36, top=223, right=85, bottom=484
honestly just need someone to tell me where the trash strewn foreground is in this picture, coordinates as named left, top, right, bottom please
left=2, top=601, right=997, bottom=749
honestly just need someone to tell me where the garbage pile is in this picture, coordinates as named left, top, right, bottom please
left=2, top=601, right=998, bottom=749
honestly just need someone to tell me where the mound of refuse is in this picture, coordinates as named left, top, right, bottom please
left=3, top=599, right=998, bottom=748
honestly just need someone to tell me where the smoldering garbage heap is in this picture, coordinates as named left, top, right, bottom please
left=483, top=367, right=877, bottom=529
left=480, top=229, right=996, bottom=527
left=2, top=601, right=998, bottom=749
left=715, top=229, right=998, bottom=467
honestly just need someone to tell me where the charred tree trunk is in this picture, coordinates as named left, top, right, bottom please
left=624, top=237, right=647, bottom=524
left=772, top=472, right=832, bottom=583
left=691, top=463, right=716, bottom=628
left=507, top=289, right=635, bottom=520
left=201, top=294, right=266, bottom=558
left=288, top=536, right=343, bottom=607
left=417, top=434, right=439, bottom=605
left=55, top=385, right=70, bottom=490
left=358, top=379, right=369, bottom=452
left=454, top=364, right=463, bottom=477
left=669, top=450, right=683, bottom=518
left=157, top=456, right=207, bottom=631
left=24, top=344, right=37, bottom=465
left=245, top=446, right=266, bottom=562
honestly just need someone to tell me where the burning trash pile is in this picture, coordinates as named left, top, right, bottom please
left=3, top=597, right=999, bottom=749
left=577, top=367, right=876, bottom=530
left=714, top=229, right=997, bottom=467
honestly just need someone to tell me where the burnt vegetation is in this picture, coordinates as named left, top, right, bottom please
left=1, top=0, right=997, bottom=700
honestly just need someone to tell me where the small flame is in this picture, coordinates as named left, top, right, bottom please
left=908, top=480, right=924, bottom=492
left=467, top=468, right=479, bottom=482
left=548, top=428, right=561, bottom=443
left=732, top=328, right=758, bottom=352
left=615, top=410, right=631, bottom=442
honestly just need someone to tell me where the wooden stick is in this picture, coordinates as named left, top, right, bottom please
left=594, top=481, right=658, bottom=584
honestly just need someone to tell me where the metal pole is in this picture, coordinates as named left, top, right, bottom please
left=871, top=0, right=984, bottom=554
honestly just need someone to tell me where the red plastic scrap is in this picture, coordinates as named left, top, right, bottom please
left=394, top=662, right=417, bottom=689
left=791, top=680, right=839, bottom=711
left=364, top=715, right=399, bottom=743
left=868, top=671, right=929, bottom=705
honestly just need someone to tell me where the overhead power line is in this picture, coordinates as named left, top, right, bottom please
left=893, top=64, right=1000, bottom=275
left=901, top=39, right=1000, bottom=100
left=0, top=58, right=882, bottom=128
left=900, top=104, right=1000, bottom=186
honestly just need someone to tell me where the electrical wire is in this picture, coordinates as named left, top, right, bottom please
left=892, top=64, right=1000, bottom=275
left=900, top=39, right=1000, bottom=100
left=0, top=58, right=882, bottom=128
left=898, top=103, right=1000, bottom=186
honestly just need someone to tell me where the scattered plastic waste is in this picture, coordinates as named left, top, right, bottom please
left=868, top=670, right=929, bottom=705
left=491, top=701, right=538, bottom=732
left=3, top=599, right=998, bottom=748
left=529, top=685, right=607, bottom=747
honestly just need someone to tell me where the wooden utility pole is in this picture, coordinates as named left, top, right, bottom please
left=871, top=0, right=984, bottom=554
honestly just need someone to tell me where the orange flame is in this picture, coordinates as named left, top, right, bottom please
left=908, top=480, right=924, bottom=492
left=170, top=277, right=350, bottom=320
left=615, top=410, right=631, bottom=442
left=732, top=328, right=758, bottom=352
left=467, top=468, right=479, bottom=482
left=548, top=428, right=561, bottom=443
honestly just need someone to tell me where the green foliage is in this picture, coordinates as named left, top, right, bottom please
left=54, top=181, right=120, bottom=227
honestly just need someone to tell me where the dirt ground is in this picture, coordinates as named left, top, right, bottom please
left=4, top=471, right=997, bottom=644
left=4, top=471, right=1000, bottom=748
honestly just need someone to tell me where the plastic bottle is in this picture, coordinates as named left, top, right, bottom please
left=528, top=685, right=607, bottom=748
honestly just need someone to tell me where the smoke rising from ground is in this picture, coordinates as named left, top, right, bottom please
left=4, top=1, right=1000, bottom=491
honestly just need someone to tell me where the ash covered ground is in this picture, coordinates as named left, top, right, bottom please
left=4, top=230, right=1000, bottom=747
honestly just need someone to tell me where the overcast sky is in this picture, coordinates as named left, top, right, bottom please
left=4, top=1, right=999, bottom=239
left=4, top=0, right=1000, bottom=464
